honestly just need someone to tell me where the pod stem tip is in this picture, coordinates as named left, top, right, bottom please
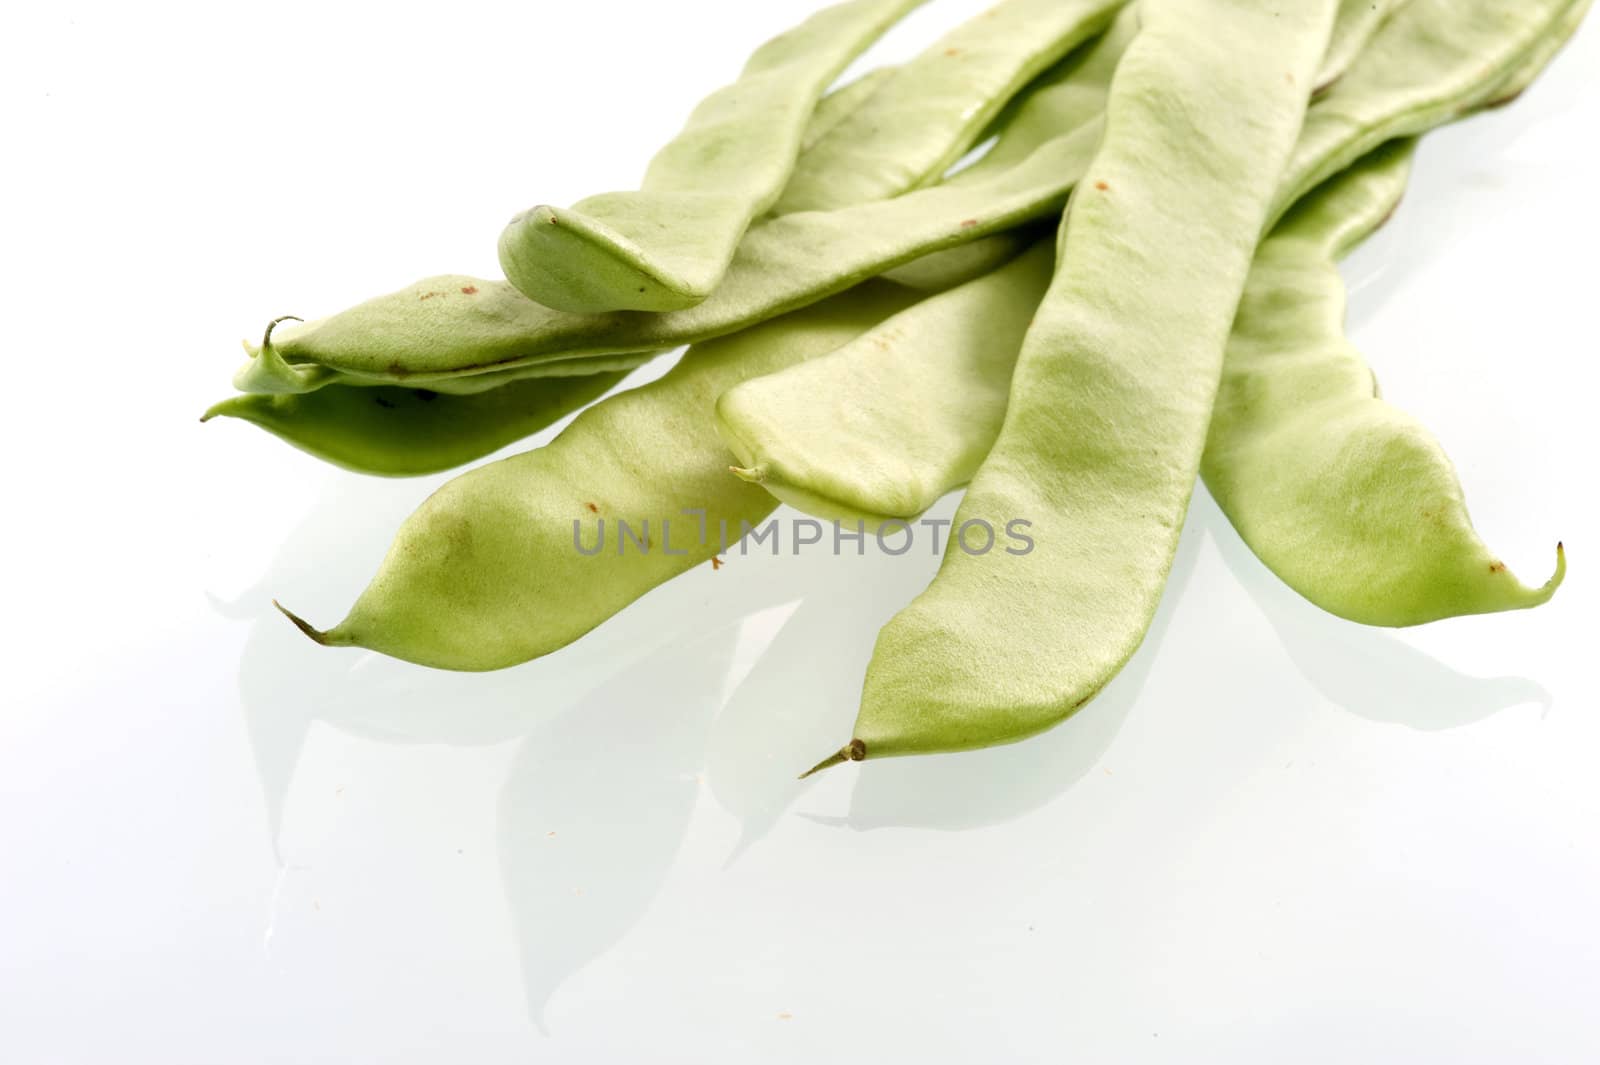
left=273, top=599, right=330, bottom=646
left=798, top=739, right=867, bottom=780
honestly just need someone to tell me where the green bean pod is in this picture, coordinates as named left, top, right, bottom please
left=1204, top=140, right=1564, bottom=626
left=717, top=240, right=1054, bottom=524
left=496, top=0, right=923, bottom=314
left=774, top=0, right=1126, bottom=213
left=879, top=4, right=1141, bottom=289
left=233, top=125, right=1106, bottom=395
left=275, top=283, right=922, bottom=671
left=807, top=0, right=1340, bottom=773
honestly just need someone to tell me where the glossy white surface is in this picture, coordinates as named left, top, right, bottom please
left=3, top=2, right=1597, bottom=1061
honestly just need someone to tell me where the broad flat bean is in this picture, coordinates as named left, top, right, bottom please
left=276, top=283, right=922, bottom=671
left=810, top=0, right=1338, bottom=771
left=496, top=0, right=921, bottom=314
left=1204, top=140, right=1565, bottom=625
left=775, top=0, right=1125, bottom=212
left=717, top=240, right=1054, bottom=524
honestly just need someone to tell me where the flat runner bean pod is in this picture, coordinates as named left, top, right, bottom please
left=275, top=283, right=923, bottom=672
left=880, top=4, right=1140, bottom=289
left=807, top=0, right=1338, bottom=773
left=948, top=3, right=1139, bottom=183
left=1204, top=140, right=1565, bottom=625
left=774, top=0, right=1126, bottom=213
left=1271, top=0, right=1585, bottom=226
left=721, top=3, right=1588, bottom=531
left=495, top=0, right=922, bottom=314
left=201, top=369, right=632, bottom=478
left=1318, top=0, right=1411, bottom=94
left=717, top=240, right=1054, bottom=524
left=233, top=125, right=1107, bottom=395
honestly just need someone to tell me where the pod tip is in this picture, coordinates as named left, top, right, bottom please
left=730, top=465, right=766, bottom=484
left=273, top=599, right=330, bottom=646
left=798, top=739, right=867, bottom=780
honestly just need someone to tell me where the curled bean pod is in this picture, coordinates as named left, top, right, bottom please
left=717, top=240, right=1054, bottom=524
left=1203, top=139, right=1564, bottom=625
left=775, top=0, right=1126, bottom=213
left=807, top=0, right=1341, bottom=772
left=275, top=283, right=923, bottom=671
left=495, top=0, right=923, bottom=314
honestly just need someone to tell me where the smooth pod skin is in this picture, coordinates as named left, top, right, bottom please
left=1204, top=140, right=1565, bottom=625
left=809, top=0, right=1338, bottom=772
left=233, top=123, right=1107, bottom=396
left=496, top=0, right=922, bottom=314
left=879, top=4, right=1141, bottom=289
left=1318, top=0, right=1411, bottom=94
left=800, top=67, right=900, bottom=152
left=1271, top=0, right=1586, bottom=227
left=774, top=0, right=1126, bottom=213
left=201, top=370, right=631, bottom=478
left=716, top=240, right=1054, bottom=525
left=277, top=283, right=923, bottom=671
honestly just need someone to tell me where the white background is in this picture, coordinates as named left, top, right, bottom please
left=3, top=2, right=1597, bottom=1062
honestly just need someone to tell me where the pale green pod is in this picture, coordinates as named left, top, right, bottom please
left=717, top=240, right=1054, bottom=525
left=1272, top=0, right=1586, bottom=226
left=201, top=370, right=631, bottom=478
left=950, top=3, right=1139, bottom=183
left=810, top=0, right=1339, bottom=772
left=1318, top=0, right=1411, bottom=94
left=801, top=67, right=900, bottom=152
left=496, top=0, right=923, bottom=314
left=879, top=4, right=1140, bottom=289
left=276, top=283, right=922, bottom=672
left=1204, top=140, right=1564, bottom=626
left=233, top=125, right=1107, bottom=395
left=774, top=0, right=1126, bottom=213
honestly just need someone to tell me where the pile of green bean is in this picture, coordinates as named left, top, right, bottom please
left=208, top=0, right=1581, bottom=775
